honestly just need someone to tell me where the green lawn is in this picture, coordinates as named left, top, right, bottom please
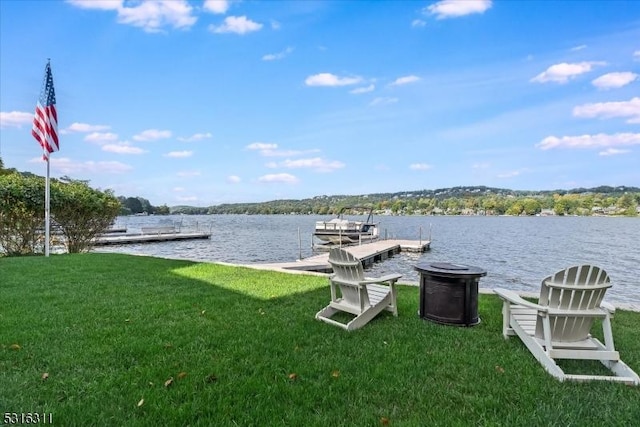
left=1, top=253, right=639, bottom=426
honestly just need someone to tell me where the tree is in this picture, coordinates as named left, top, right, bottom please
left=50, top=180, right=121, bottom=253
left=617, top=194, right=634, bottom=210
left=391, top=200, right=405, bottom=214
left=123, top=197, right=144, bottom=214
left=138, top=197, right=153, bottom=214
left=0, top=173, right=45, bottom=255
left=616, top=194, right=638, bottom=216
left=554, top=198, right=568, bottom=216
left=522, top=198, right=541, bottom=215
left=155, top=204, right=171, bottom=215
left=506, top=201, right=524, bottom=216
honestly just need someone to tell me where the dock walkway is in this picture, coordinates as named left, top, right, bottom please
left=93, top=232, right=211, bottom=246
left=254, top=239, right=430, bottom=274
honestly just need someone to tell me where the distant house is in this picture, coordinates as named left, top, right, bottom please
left=539, top=209, right=555, bottom=216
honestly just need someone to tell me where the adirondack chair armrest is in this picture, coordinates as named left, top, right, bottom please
left=493, top=288, right=548, bottom=313
left=361, top=273, right=402, bottom=285
left=600, top=301, right=616, bottom=314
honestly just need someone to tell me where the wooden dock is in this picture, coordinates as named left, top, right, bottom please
left=253, top=239, right=430, bottom=274
left=93, top=232, right=211, bottom=246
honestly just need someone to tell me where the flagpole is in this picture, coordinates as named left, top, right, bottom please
left=32, top=59, right=57, bottom=257
left=45, top=156, right=51, bottom=257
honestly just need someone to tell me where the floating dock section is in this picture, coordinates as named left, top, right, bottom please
left=254, top=239, right=430, bottom=274
left=93, top=231, right=211, bottom=246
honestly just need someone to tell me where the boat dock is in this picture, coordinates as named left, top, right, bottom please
left=93, top=231, right=211, bottom=246
left=253, top=239, right=430, bottom=274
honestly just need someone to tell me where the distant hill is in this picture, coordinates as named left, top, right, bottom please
left=334, top=185, right=640, bottom=200
left=170, top=185, right=640, bottom=216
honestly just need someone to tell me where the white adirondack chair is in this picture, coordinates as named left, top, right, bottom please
left=315, top=248, right=402, bottom=331
left=494, top=265, right=639, bottom=385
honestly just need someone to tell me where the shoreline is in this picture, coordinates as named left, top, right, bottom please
left=120, top=252, right=640, bottom=313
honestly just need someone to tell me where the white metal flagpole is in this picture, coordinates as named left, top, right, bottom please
left=33, top=59, right=58, bottom=257
left=45, top=157, right=50, bottom=257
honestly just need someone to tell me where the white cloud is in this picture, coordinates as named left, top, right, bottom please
left=246, top=142, right=278, bottom=153
left=270, top=20, right=281, bottom=30
left=102, top=143, right=146, bottom=154
left=305, top=73, right=363, bottom=87
left=66, top=0, right=121, bottom=11
left=409, top=163, right=432, bottom=171
left=599, top=148, right=631, bottom=156
left=369, top=97, right=398, bottom=107
left=64, top=122, right=110, bottom=133
left=69, top=0, right=197, bottom=33
left=591, top=72, right=638, bottom=90
left=81, top=132, right=146, bottom=154
left=531, top=61, right=606, bottom=84
left=350, top=84, right=375, bottom=94
left=390, top=75, right=420, bottom=86
left=227, top=175, right=241, bottom=183
left=262, top=47, right=294, bottom=61
left=634, top=50, right=640, bottom=61
left=412, top=19, right=426, bottom=28
left=536, top=132, right=640, bottom=150
left=257, top=173, right=299, bottom=184
left=118, top=1, right=197, bottom=32
left=425, top=0, right=492, bottom=19
left=246, top=142, right=318, bottom=157
left=0, top=111, right=32, bottom=128
left=165, top=150, right=193, bottom=158
left=279, top=157, right=345, bottom=172
left=209, top=16, right=262, bottom=35
left=84, top=132, right=118, bottom=143
left=178, top=132, right=212, bottom=142
left=570, top=44, right=587, bottom=52
left=203, top=0, right=229, bottom=14
left=41, top=157, right=132, bottom=174
left=573, top=97, right=640, bottom=124
left=133, top=129, right=172, bottom=141
left=173, top=187, right=185, bottom=192
left=269, top=149, right=313, bottom=157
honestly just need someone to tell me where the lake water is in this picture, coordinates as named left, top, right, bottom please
left=96, top=214, right=640, bottom=309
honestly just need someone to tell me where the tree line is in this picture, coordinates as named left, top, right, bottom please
left=168, top=186, right=640, bottom=217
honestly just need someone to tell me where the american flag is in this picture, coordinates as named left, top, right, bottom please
left=32, top=61, right=58, bottom=161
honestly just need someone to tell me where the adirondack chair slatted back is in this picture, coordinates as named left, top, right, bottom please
left=535, top=265, right=611, bottom=342
left=328, top=248, right=369, bottom=308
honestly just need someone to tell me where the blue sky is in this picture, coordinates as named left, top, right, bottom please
left=1, top=0, right=639, bottom=206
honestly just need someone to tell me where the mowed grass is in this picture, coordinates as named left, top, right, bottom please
left=1, top=253, right=639, bottom=426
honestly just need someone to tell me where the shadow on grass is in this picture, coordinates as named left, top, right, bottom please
left=1, top=253, right=639, bottom=426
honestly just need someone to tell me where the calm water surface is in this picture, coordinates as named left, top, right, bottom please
left=97, top=215, right=640, bottom=308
